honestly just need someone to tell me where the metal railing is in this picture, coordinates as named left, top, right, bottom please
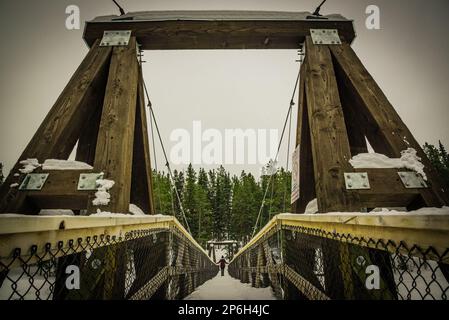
left=0, top=215, right=217, bottom=300
left=229, top=213, right=449, bottom=300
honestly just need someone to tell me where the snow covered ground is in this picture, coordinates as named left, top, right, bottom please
left=184, top=268, right=277, bottom=300
left=0, top=267, right=54, bottom=300
left=392, top=256, right=449, bottom=300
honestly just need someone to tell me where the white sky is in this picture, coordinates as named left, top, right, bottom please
left=1, top=0, right=448, bottom=178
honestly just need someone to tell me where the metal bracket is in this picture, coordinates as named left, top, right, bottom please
left=78, top=173, right=104, bottom=191
left=398, top=172, right=428, bottom=189
left=344, top=173, right=371, bottom=190
left=100, top=30, right=132, bottom=47
left=310, top=29, right=342, bottom=45
left=19, top=174, right=49, bottom=191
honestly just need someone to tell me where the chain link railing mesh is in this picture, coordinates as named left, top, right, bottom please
left=229, top=224, right=449, bottom=300
left=0, top=227, right=217, bottom=300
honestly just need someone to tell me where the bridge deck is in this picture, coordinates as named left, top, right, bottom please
left=185, top=268, right=276, bottom=300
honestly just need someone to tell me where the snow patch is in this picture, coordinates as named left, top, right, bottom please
left=91, top=209, right=171, bottom=218
left=92, top=179, right=115, bottom=206
left=19, top=159, right=41, bottom=174
left=17, top=159, right=93, bottom=174
left=129, top=204, right=146, bottom=216
left=305, top=199, right=318, bottom=214
left=10, top=183, right=19, bottom=188
left=185, top=269, right=276, bottom=301
left=42, top=159, right=93, bottom=171
left=39, top=209, right=75, bottom=216
left=349, top=148, right=427, bottom=180
left=281, top=206, right=449, bottom=217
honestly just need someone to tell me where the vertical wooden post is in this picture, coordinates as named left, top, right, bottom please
left=75, top=101, right=104, bottom=166
left=0, top=40, right=112, bottom=214
left=330, top=43, right=449, bottom=207
left=333, top=62, right=369, bottom=157
left=88, top=37, right=139, bottom=214
left=304, top=37, right=361, bottom=213
left=292, top=60, right=316, bottom=213
left=130, top=69, right=156, bottom=215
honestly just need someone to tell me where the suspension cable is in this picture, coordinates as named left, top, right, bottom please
left=147, top=94, right=164, bottom=214
left=283, top=103, right=293, bottom=212
left=142, top=78, right=192, bottom=234
left=251, top=68, right=300, bottom=238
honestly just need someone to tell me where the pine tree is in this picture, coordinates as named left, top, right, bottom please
left=231, top=171, right=263, bottom=243
left=196, top=169, right=213, bottom=246
left=183, top=164, right=199, bottom=238
left=152, top=170, right=174, bottom=215
left=424, top=142, right=449, bottom=190
left=172, top=170, right=185, bottom=225
left=149, top=166, right=291, bottom=245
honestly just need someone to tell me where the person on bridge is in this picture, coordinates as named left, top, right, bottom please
left=218, top=256, right=227, bottom=276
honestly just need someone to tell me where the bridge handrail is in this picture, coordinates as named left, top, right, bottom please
left=229, top=212, right=449, bottom=300
left=0, top=214, right=211, bottom=260
left=233, top=213, right=449, bottom=262
left=0, top=214, right=217, bottom=300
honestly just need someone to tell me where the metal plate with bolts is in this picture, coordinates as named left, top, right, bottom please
left=19, top=174, right=49, bottom=191
left=398, top=172, right=428, bottom=189
left=78, top=173, right=104, bottom=191
left=310, top=29, right=342, bottom=45
left=344, top=173, right=371, bottom=190
left=100, top=30, right=132, bottom=47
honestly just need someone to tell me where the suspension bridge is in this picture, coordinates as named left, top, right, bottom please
left=0, top=8, right=449, bottom=300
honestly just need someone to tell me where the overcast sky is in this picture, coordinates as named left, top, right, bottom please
left=1, top=0, right=448, bottom=178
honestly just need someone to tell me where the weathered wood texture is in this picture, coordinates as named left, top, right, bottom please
left=304, top=37, right=360, bottom=212
left=26, top=170, right=94, bottom=211
left=130, top=69, right=155, bottom=215
left=0, top=40, right=112, bottom=214
left=84, top=20, right=355, bottom=50
left=353, top=169, right=424, bottom=209
left=88, top=37, right=139, bottom=214
left=334, top=64, right=369, bottom=157
left=292, top=60, right=316, bottom=213
left=75, top=96, right=104, bottom=166
left=330, top=43, right=448, bottom=207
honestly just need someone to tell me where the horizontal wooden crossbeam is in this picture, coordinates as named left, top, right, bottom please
left=83, top=11, right=356, bottom=50
left=24, top=170, right=94, bottom=210
left=354, top=169, right=425, bottom=209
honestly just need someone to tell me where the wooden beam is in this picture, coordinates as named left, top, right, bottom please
left=329, top=43, right=449, bottom=207
left=354, top=169, right=422, bottom=208
left=130, top=69, right=155, bottom=215
left=84, top=19, right=356, bottom=50
left=292, top=60, right=316, bottom=213
left=332, top=53, right=390, bottom=156
left=75, top=95, right=104, bottom=166
left=88, top=38, right=139, bottom=214
left=304, top=37, right=361, bottom=212
left=7, top=170, right=93, bottom=212
left=0, top=40, right=112, bottom=214
left=334, top=61, right=369, bottom=157
left=27, top=170, right=92, bottom=211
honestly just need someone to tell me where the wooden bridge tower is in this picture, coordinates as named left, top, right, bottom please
left=0, top=11, right=447, bottom=216
left=291, top=34, right=449, bottom=213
